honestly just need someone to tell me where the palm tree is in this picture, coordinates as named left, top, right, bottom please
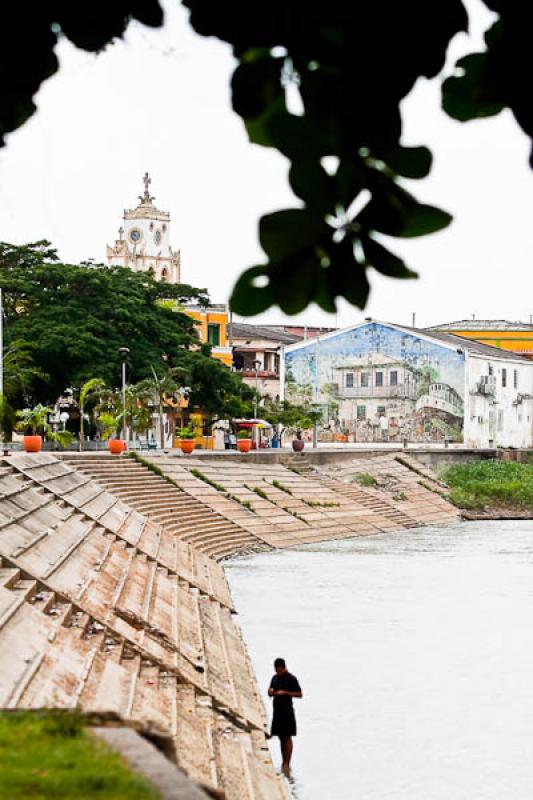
left=134, top=368, right=180, bottom=449
left=78, top=378, right=106, bottom=451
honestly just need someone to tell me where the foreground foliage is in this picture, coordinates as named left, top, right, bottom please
left=443, top=460, right=533, bottom=510
left=1, top=5, right=531, bottom=315
left=0, top=712, right=160, bottom=800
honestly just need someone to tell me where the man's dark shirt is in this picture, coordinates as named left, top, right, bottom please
left=270, top=671, right=302, bottom=711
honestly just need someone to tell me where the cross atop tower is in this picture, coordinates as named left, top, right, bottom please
left=139, top=172, right=154, bottom=205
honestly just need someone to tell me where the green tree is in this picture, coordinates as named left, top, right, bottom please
left=133, top=367, right=182, bottom=449
left=78, top=378, right=107, bottom=451
left=262, top=398, right=322, bottom=440
left=171, top=351, right=256, bottom=424
left=0, top=241, right=209, bottom=403
left=0, top=6, right=530, bottom=315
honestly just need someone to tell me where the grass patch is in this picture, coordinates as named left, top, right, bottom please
left=282, top=507, right=309, bottom=525
left=305, top=500, right=340, bottom=507
left=443, top=460, right=533, bottom=510
left=251, top=486, right=269, bottom=501
left=0, top=711, right=160, bottom=799
left=392, top=492, right=407, bottom=502
left=190, top=468, right=225, bottom=493
left=127, top=451, right=177, bottom=487
left=272, top=480, right=292, bottom=495
left=394, top=455, right=427, bottom=477
left=352, top=472, right=378, bottom=488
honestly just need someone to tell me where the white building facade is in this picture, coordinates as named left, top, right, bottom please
left=464, top=351, right=533, bottom=448
left=106, top=173, right=180, bottom=284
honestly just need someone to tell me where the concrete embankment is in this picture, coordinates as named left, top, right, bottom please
left=0, top=453, right=287, bottom=799
left=0, top=449, right=461, bottom=798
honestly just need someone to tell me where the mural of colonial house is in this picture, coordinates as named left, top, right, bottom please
left=282, top=320, right=533, bottom=447
left=333, top=354, right=420, bottom=442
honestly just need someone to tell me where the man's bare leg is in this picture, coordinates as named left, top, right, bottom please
left=281, top=737, right=293, bottom=773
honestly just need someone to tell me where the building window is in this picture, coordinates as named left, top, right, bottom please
left=502, top=368, right=507, bottom=388
left=361, top=372, right=370, bottom=387
left=207, top=323, right=220, bottom=347
left=514, top=369, right=518, bottom=389
left=390, top=370, right=398, bottom=386
left=488, top=364, right=493, bottom=376
left=377, top=406, right=386, bottom=416
left=498, top=410, right=504, bottom=431
left=357, top=405, right=366, bottom=420
left=375, top=371, right=383, bottom=387
left=345, top=373, right=354, bottom=388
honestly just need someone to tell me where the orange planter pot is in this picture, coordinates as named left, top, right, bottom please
left=180, top=439, right=195, bottom=455
left=108, top=439, right=124, bottom=455
left=237, top=439, right=252, bottom=453
left=23, top=435, right=42, bottom=453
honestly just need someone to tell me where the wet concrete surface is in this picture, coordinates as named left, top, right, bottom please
left=226, top=521, right=533, bottom=800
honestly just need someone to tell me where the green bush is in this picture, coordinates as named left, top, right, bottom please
left=443, top=460, right=533, bottom=509
left=352, top=472, right=378, bottom=487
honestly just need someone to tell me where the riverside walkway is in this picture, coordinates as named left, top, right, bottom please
left=0, top=450, right=458, bottom=798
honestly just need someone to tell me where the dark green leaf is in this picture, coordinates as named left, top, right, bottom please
left=358, top=181, right=452, bottom=238
left=335, top=159, right=365, bottom=209
left=442, top=53, right=504, bottom=122
left=377, top=146, right=433, bottom=179
left=289, top=160, right=335, bottom=214
left=275, top=256, right=322, bottom=315
left=361, top=237, right=418, bottom=278
left=231, top=57, right=284, bottom=119
left=259, top=209, right=326, bottom=261
left=229, top=266, right=274, bottom=316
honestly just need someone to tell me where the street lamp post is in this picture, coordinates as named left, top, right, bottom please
left=252, top=359, right=261, bottom=419
left=118, top=347, right=130, bottom=442
left=252, top=359, right=261, bottom=448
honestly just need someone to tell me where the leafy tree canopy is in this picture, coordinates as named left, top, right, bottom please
left=0, top=4, right=529, bottom=315
left=0, top=241, right=213, bottom=404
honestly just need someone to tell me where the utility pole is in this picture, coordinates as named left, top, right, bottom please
left=119, top=347, right=130, bottom=442
left=253, top=359, right=261, bottom=448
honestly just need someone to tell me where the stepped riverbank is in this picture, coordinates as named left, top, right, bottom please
left=0, top=450, right=461, bottom=798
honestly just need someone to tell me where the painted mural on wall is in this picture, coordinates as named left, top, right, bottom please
left=284, top=322, right=466, bottom=443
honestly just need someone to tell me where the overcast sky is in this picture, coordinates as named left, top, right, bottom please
left=0, top=0, right=531, bottom=329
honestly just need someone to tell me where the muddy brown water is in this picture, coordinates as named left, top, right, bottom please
left=226, top=521, right=533, bottom=800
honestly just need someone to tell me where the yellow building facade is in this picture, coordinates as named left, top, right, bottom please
left=184, top=304, right=233, bottom=367
left=428, top=320, right=533, bottom=360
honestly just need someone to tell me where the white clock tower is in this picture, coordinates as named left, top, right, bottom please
left=106, top=173, right=181, bottom=284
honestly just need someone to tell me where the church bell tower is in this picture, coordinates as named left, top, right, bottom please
left=106, top=173, right=181, bottom=284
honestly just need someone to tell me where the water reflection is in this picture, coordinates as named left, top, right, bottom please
left=226, top=521, right=533, bottom=800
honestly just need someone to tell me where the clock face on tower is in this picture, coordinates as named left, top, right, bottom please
left=154, top=230, right=162, bottom=245
left=129, top=228, right=141, bottom=243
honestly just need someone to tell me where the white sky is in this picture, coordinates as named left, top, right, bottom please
left=0, top=0, right=531, bottom=329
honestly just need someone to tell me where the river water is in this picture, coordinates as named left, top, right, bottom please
left=225, top=521, right=533, bottom=800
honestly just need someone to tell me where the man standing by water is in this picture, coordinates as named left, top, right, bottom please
left=268, top=657, right=302, bottom=774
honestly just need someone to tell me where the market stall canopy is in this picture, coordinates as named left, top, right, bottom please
left=234, top=418, right=273, bottom=429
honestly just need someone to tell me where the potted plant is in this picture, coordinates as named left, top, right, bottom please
left=177, top=425, right=196, bottom=454
left=237, top=429, right=252, bottom=453
left=292, top=427, right=306, bottom=452
left=97, top=410, right=124, bottom=454
left=290, top=412, right=320, bottom=453
left=16, top=404, right=52, bottom=453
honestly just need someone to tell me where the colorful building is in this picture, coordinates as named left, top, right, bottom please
left=184, top=304, right=232, bottom=366
left=427, top=320, right=533, bottom=360
left=106, top=172, right=180, bottom=284
left=282, top=320, right=533, bottom=448
left=107, top=174, right=232, bottom=367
